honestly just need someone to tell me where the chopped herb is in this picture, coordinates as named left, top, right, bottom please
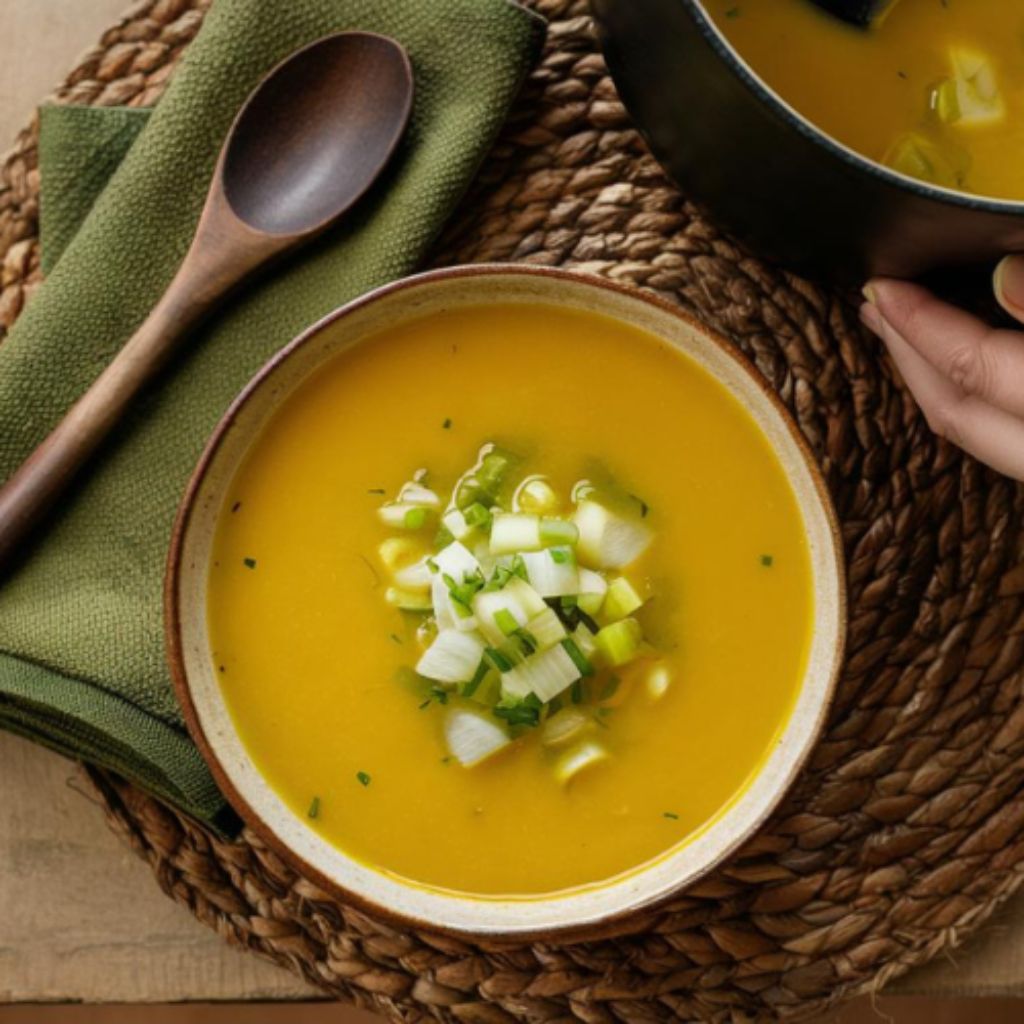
left=418, top=698, right=432, bottom=710
left=629, top=493, right=650, bottom=518
left=513, top=628, right=538, bottom=655
left=442, top=418, right=453, bottom=430
left=218, top=665, right=226, bottom=674
left=761, top=554, right=774, bottom=567
left=570, top=679, right=584, bottom=704
left=429, top=685, right=450, bottom=705
left=551, top=548, right=570, bottom=565
left=308, top=796, right=321, bottom=819
left=404, top=507, right=427, bottom=530
left=390, top=633, right=403, bottom=645
left=231, top=501, right=242, bottom=513
left=562, top=637, right=596, bottom=677
left=484, top=646, right=514, bottom=673
left=494, top=608, right=519, bottom=636
left=356, top=771, right=371, bottom=787
left=358, top=554, right=381, bottom=587
left=560, top=595, right=578, bottom=611
left=493, top=693, right=542, bottom=728
left=600, top=675, right=621, bottom=701
left=243, top=557, right=257, bottom=569
left=367, top=488, right=386, bottom=495
left=462, top=659, right=490, bottom=698
left=441, top=755, right=452, bottom=764
left=724, top=5, right=740, bottom=16
left=663, top=811, right=680, bottom=820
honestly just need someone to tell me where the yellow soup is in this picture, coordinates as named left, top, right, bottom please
left=709, top=0, right=1024, bottom=201
left=208, top=303, right=813, bottom=897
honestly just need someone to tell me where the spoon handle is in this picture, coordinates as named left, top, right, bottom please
left=0, top=264, right=216, bottom=574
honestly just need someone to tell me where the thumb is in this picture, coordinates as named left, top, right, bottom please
left=993, top=254, right=1024, bottom=324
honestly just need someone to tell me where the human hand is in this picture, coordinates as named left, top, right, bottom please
left=861, top=257, right=1024, bottom=481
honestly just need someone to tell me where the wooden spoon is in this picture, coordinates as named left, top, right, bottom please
left=0, top=32, right=413, bottom=573
left=809, top=0, right=901, bottom=27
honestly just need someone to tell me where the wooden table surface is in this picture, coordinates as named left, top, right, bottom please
left=2, top=0, right=1024, bottom=1007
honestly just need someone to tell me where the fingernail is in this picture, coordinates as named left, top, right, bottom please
left=862, top=282, right=878, bottom=306
left=994, top=254, right=1024, bottom=315
left=859, top=300, right=885, bottom=336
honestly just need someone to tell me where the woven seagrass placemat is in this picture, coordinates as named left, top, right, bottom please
left=4, top=0, right=1024, bottom=1020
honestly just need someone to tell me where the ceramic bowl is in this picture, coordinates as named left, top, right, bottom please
left=167, top=265, right=846, bottom=938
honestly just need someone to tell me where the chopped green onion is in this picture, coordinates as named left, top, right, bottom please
left=561, top=636, right=595, bottom=677
left=553, top=740, right=608, bottom=784
left=404, top=508, right=426, bottom=529
left=494, top=608, right=519, bottom=637
left=646, top=663, right=671, bottom=700
left=540, top=518, right=579, bottom=547
left=573, top=500, right=652, bottom=569
left=577, top=568, right=607, bottom=616
left=761, top=554, right=774, bottom=567
left=442, top=507, right=472, bottom=541
left=445, top=707, right=511, bottom=765
left=416, top=629, right=486, bottom=683
left=484, top=646, right=514, bottom=673
left=541, top=707, right=592, bottom=748
left=464, top=502, right=492, bottom=528
left=307, top=796, right=321, bottom=819
left=520, top=548, right=579, bottom=598
left=356, top=771, right=371, bottom=787
left=594, top=618, right=643, bottom=667
left=604, top=576, right=645, bottom=620
left=599, top=675, right=621, bottom=701
left=490, top=513, right=542, bottom=554
left=243, top=557, right=257, bottom=569
left=502, top=643, right=583, bottom=703
left=492, top=693, right=542, bottom=728
left=514, top=475, right=559, bottom=515
left=664, top=811, right=679, bottom=821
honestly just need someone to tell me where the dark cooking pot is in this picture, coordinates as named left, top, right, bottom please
left=591, top=0, right=1024, bottom=280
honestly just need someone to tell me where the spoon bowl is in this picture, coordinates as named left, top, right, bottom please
left=223, top=33, right=413, bottom=235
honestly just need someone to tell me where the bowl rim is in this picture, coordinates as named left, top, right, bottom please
left=679, top=0, right=1024, bottom=215
left=166, top=263, right=848, bottom=941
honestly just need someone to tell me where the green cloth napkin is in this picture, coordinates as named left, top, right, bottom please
left=0, top=0, right=544, bottom=825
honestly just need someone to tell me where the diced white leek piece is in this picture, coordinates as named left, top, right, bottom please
left=573, top=623, right=597, bottom=659
left=433, top=541, right=481, bottom=583
left=502, top=577, right=548, bottom=616
left=514, top=474, right=559, bottom=515
left=442, top=507, right=472, bottom=541
left=431, top=576, right=456, bottom=631
left=646, top=662, right=671, bottom=700
left=603, top=576, right=645, bottom=620
left=431, top=576, right=478, bottom=632
left=500, top=669, right=533, bottom=701
left=378, top=502, right=431, bottom=530
left=378, top=536, right=422, bottom=572
left=501, top=643, right=581, bottom=703
left=553, top=740, right=609, bottom=785
left=571, top=479, right=596, bottom=504
left=573, top=500, right=652, bottom=569
left=520, top=549, right=580, bottom=598
left=444, top=708, right=511, bottom=767
left=416, top=629, right=486, bottom=683
left=541, top=707, right=592, bottom=748
left=490, top=513, right=542, bottom=554
left=528, top=606, right=567, bottom=648
left=473, top=588, right=530, bottom=646
left=398, top=482, right=441, bottom=508
left=473, top=539, right=498, bottom=578
left=392, top=557, right=433, bottom=592
left=950, top=47, right=1005, bottom=125
left=385, top=586, right=433, bottom=611
left=577, top=568, right=608, bottom=616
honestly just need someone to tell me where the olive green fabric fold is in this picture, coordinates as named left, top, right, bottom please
left=0, top=0, right=544, bottom=823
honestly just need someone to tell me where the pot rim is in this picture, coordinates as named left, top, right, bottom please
left=680, top=0, right=1024, bottom=216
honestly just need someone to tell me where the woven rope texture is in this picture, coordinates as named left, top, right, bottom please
left=3, top=0, right=1024, bottom=1020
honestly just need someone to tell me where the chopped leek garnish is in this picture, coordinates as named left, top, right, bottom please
left=445, top=708, right=511, bottom=767
left=515, top=475, right=559, bottom=515
left=416, top=629, right=486, bottom=683
left=356, top=771, right=371, bottom=787
left=646, top=662, right=671, bottom=700
left=577, top=568, right=607, bottom=616
left=374, top=444, right=670, bottom=775
left=521, top=548, right=579, bottom=597
left=603, top=576, right=645, bottom=620
left=490, top=513, right=542, bottom=554
left=594, top=618, right=643, bottom=667
left=573, top=500, right=652, bottom=569
left=553, top=740, right=608, bottom=784
left=541, top=707, right=592, bottom=748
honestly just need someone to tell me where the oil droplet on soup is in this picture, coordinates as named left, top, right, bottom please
left=207, top=303, right=813, bottom=896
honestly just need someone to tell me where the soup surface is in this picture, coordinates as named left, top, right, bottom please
left=208, top=302, right=813, bottom=897
left=709, top=0, right=1024, bottom=200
